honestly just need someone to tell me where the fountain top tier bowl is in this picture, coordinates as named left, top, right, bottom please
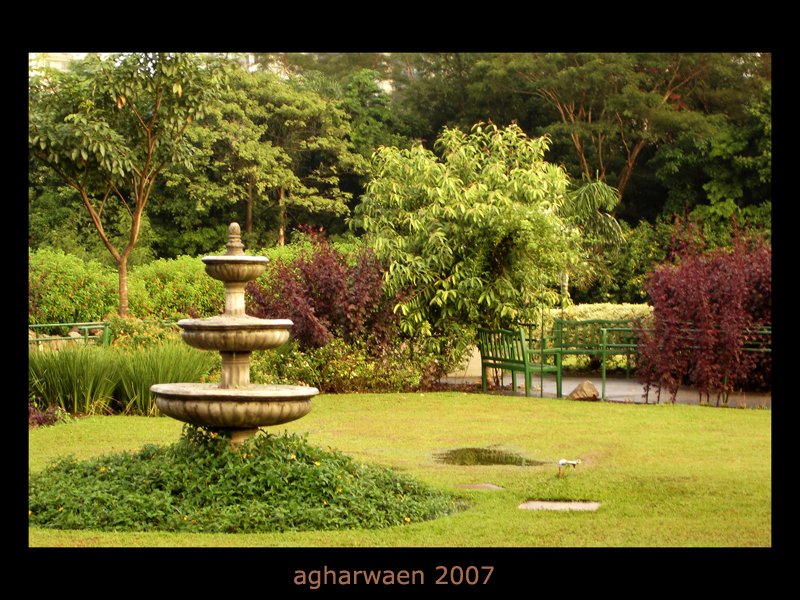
left=198, top=222, right=268, bottom=289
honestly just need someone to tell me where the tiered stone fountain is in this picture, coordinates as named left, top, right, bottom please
left=151, top=223, right=318, bottom=446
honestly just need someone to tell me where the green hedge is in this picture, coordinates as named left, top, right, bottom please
left=29, top=242, right=365, bottom=329
left=545, top=302, right=653, bottom=330
left=129, top=255, right=225, bottom=319
left=29, top=248, right=125, bottom=333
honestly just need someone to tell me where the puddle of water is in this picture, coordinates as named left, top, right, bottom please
left=434, top=446, right=546, bottom=467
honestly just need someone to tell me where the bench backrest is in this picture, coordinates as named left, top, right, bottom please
left=553, top=318, right=634, bottom=350
left=477, top=327, right=529, bottom=365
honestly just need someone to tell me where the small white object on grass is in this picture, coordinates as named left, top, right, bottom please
left=558, top=458, right=582, bottom=477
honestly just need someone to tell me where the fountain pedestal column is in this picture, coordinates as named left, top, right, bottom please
left=151, top=222, right=318, bottom=446
left=219, top=351, right=252, bottom=389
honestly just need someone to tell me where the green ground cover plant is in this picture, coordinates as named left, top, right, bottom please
left=29, top=392, right=771, bottom=547
left=29, top=425, right=460, bottom=533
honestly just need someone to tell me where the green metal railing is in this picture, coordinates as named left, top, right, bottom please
left=28, top=319, right=182, bottom=349
left=28, top=322, right=111, bottom=347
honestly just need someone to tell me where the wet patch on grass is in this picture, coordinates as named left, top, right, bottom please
left=433, top=446, right=546, bottom=467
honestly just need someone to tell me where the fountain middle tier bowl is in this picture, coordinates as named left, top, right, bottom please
left=178, top=316, right=293, bottom=352
left=202, top=255, right=269, bottom=283
left=151, top=383, right=318, bottom=428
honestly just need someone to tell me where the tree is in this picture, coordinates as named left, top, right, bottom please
left=482, top=53, right=757, bottom=211
left=340, top=69, right=412, bottom=160
left=350, top=122, right=584, bottom=355
left=28, top=53, right=229, bottom=317
left=651, top=81, right=771, bottom=230
left=557, top=178, right=625, bottom=299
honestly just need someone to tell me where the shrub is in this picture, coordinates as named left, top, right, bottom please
left=635, top=217, right=771, bottom=403
left=29, top=402, right=72, bottom=429
left=105, top=315, right=183, bottom=350
left=28, top=426, right=463, bottom=533
left=545, top=303, right=652, bottom=331
left=28, top=248, right=120, bottom=333
left=246, top=228, right=400, bottom=354
left=129, top=255, right=225, bottom=319
left=250, top=338, right=436, bottom=393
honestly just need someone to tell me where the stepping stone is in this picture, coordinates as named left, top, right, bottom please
left=454, top=483, right=504, bottom=490
left=517, top=500, right=601, bottom=511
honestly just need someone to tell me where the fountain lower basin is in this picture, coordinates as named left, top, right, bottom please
left=152, top=383, right=318, bottom=428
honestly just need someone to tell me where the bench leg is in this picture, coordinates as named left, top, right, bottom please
left=482, top=365, right=488, bottom=393
left=556, top=355, right=563, bottom=398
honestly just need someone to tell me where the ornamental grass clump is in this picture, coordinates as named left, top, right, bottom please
left=28, top=345, right=118, bottom=415
left=29, top=342, right=217, bottom=416
left=114, top=342, right=217, bottom=416
left=28, top=425, right=463, bottom=533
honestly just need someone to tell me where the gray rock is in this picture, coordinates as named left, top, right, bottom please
left=568, top=380, right=600, bottom=401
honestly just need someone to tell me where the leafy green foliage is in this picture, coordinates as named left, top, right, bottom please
left=113, top=342, right=217, bottom=416
left=352, top=122, right=581, bottom=346
left=571, top=219, right=673, bottom=304
left=651, top=82, right=771, bottom=230
left=159, top=68, right=367, bottom=248
left=480, top=53, right=758, bottom=211
left=29, top=249, right=227, bottom=327
left=340, top=69, right=412, bottom=159
left=28, top=426, right=462, bottom=533
left=249, top=338, right=441, bottom=393
left=28, top=346, right=119, bottom=415
left=29, top=341, right=214, bottom=416
left=129, top=256, right=225, bottom=320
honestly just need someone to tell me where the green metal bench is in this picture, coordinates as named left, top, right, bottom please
left=552, top=317, right=635, bottom=398
left=477, top=326, right=560, bottom=397
left=600, top=327, right=639, bottom=399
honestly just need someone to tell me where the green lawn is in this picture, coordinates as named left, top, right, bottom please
left=29, top=391, right=771, bottom=547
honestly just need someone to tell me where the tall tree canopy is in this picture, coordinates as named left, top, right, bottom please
left=157, top=68, right=366, bottom=249
left=28, top=53, right=229, bottom=316
left=480, top=53, right=761, bottom=212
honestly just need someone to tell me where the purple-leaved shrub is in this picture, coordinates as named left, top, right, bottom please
left=635, top=216, right=771, bottom=404
left=245, top=227, right=401, bottom=354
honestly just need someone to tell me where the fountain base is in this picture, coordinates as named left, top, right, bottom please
left=151, top=383, right=318, bottom=429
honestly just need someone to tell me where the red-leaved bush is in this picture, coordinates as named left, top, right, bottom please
left=636, top=217, right=771, bottom=404
left=245, top=227, right=401, bottom=354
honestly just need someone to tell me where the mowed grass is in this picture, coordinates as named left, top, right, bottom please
left=29, top=391, right=771, bottom=547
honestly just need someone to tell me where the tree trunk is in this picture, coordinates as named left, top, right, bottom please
left=246, top=178, right=253, bottom=234
left=560, top=270, right=569, bottom=303
left=117, top=256, right=130, bottom=318
left=278, top=186, right=286, bottom=246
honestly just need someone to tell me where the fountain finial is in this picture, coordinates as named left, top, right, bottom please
left=225, top=222, right=245, bottom=256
